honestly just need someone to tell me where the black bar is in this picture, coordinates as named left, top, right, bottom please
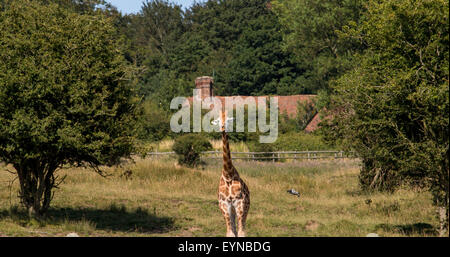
left=1, top=237, right=448, bottom=256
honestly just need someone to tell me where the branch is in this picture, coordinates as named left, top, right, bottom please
left=5, top=168, right=16, bottom=175
left=88, top=162, right=112, bottom=178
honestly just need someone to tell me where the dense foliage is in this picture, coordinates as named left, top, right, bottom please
left=321, top=0, right=449, bottom=234
left=0, top=0, right=137, bottom=215
left=123, top=0, right=364, bottom=142
left=122, top=0, right=305, bottom=107
left=272, top=0, right=365, bottom=95
left=172, top=134, right=212, bottom=167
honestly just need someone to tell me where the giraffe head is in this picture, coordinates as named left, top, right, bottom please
left=211, top=110, right=234, bottom=132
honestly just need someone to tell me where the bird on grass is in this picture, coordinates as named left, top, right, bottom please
left=287, top=189, right=301, bottom=198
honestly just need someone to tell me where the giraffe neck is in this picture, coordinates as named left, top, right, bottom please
left=222, top=130, right=235, bottom=179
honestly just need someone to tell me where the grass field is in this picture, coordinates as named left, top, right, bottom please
left=0, top=157, right=439, bottom=237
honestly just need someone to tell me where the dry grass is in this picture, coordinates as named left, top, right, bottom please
left=0, top=158, right=439, bottom=237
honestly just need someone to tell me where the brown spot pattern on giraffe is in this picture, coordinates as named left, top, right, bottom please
left=217, top=110, right=250, bottom=237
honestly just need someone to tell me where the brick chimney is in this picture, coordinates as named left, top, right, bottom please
left=195, top=76, right=214, bottom=98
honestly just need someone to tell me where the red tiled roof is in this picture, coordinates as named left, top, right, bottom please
left=304, top=113, right=321, bottom=133
left=186, top=94, right=321, bottom=131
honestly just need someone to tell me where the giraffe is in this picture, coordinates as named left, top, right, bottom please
left=217, top=110, right=250, bottom=237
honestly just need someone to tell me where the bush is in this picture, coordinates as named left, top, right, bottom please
left=247, top=141, right=276, bottom=162
left=172, top=134, right=212, bottom=167
left=273, top=132, right=335, bottom=151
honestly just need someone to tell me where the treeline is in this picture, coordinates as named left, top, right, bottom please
left=5, top=0, right=362, bottom=143
left=112, top=0, right=352, bottom=143
left=24, top=0, right=357, bottom=107
left=114, top=0, right=366, bottom=144
left=120, top=0, right=310, bottom=108
left=117, top=0, right=367, bottom=109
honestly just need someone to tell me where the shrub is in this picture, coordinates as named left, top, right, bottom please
left=172, top=134, right=212, bottom=167
left=273, top=132, right=335, bottom=151
left=247, top=141, right=276, bottom=162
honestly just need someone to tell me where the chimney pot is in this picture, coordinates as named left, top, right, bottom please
left=195, top=76, right=214, bottom=98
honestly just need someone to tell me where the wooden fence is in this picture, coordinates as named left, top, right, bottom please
left=146, top=150, right=356, bottom=161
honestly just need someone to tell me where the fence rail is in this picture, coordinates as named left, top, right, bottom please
left=146, top=150, right=356, bottom=161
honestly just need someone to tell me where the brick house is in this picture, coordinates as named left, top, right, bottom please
left=188, top=76, right=321, bottom=132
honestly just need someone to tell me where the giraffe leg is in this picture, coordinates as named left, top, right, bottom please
left=236, top=202, right=248, bottom=237
left=220, top=201, right=236, bottom=237
left=225, top=215, right=235, bottom=237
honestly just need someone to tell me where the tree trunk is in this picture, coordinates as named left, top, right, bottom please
left=438, top=206, right=449, bottom=237
left=15, top=162, right=57, bottom=217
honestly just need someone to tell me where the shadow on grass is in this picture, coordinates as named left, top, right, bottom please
left=0, top=204, right=176, bottom=234
left=375, top=222, right=437, bottom=236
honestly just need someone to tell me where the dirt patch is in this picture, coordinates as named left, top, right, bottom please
left=305, top=220, right=320, bottom=231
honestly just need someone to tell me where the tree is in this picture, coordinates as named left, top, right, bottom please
left=217, top=12, right=301, bottom=96
left=187, top=0, right=302, bottom=96
left=272, top=0, right=365, bottom=93
left=323, top=0, right=449, bottom=236
left=121, top=0, right=193, bottom=105
left=37, top=0, right=118, bottom=15
left=136, top=99, right=171, bottom=142
left=133, top=0, right=185, bottom=73
left=124, top=0, right=304, bottom=100
left=0, top=0, right=137, bottom=216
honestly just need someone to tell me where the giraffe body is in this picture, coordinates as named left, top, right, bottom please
left=217, top=111, right=250, bottom=237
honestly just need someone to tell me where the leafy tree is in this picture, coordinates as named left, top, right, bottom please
left=217, top=12, right=302, bottom=96
left=0, top=0, right=137, bottom=216
left=123, top=1, right=193, bottom=106
left=323, top=0, right=449, bottom=236
left=37, top=0, right=118, bottom=15
left=125, top=0, right=304, bottom=100
left=186, top=0, right=302, bottom=96
left=134, top=0, right=185, bottom=73
left=272, top=0, right=365, bottom=93
left=136, top=99, right=171, bottom=142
